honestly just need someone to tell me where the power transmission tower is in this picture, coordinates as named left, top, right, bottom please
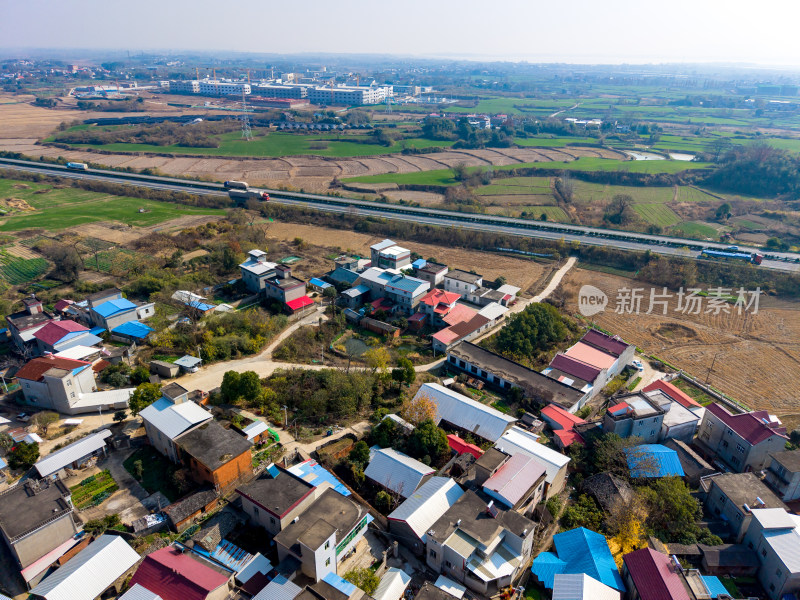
left=241, top=88, right=252, bottom=141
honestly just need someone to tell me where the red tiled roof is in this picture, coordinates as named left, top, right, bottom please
left=643, top=379, right=700, bottom=409
left=447, top=434, right=484, bottom=459
left=92, top=360, right=110, bottom=373
left=408, top=312, right=426, bottom=323
left=441, top=303, right=477, bottom=326
left=565, top=342, right=617, bottom=369
left=286, top=295, right=313, bottom=311
left=623, top=548, right=691, bottom=600
left=32, top=320, right=88, bottom=346
left=370, top=297, right=392, bottom=311
left=707, top=403, right=787, bottom=445
left=129, top=546, right=230, bottom=600
left=582, top=329, right=630, bottom=357
left=420, top=289, right=460, bottom=307
left=555, top=429, right=585, bottom=448
left=16, top=355, right=91, bottom=382
left=53, top=299, right=74, bottom=312
left=541, top=404, right=587, bottom=431
left=550, top=353, right=602, bottom=383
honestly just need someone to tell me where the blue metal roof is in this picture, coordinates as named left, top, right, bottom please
left=387, top=274, right=426, bottom=293
left=209, top=539, right=253, bottom=573
left=287, top=459, right=351, bottom=497
left=532, top=527, right=625, bottom=592
left=111, top=320, right=154, bottom=339
left=625, top=444, right=685, bottom=478
left=531, top=552, right=567, bottom=588
left=89, top=327, right=105, bottom=336
left=327, top=267, right=359, bottom=285
left=322, top=573, right=357, bottom=596
left=309, top=278, right=332, bottom=289
left=174, top=355, right=201, bottom=368
left=0, top=457, right=7, bottom=469
left=701, top=576, right=729, bottom=598
left=412, top=259, right=427, bottom=269
left=186, top=300, right=215, bottom=312
left=93, top=298, right=137, bottom=318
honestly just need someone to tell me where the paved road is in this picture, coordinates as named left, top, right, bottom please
left=2, top=157, right=798, bottom=273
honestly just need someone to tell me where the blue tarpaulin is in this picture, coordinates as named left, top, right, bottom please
left=701, top=575, right=730, bottom=598
left=625, top=444, right=685, bottom=478
left=111, top=320, right=154, bottom=340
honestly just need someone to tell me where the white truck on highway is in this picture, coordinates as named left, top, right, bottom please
left=66, top=162, right=88, bottom=170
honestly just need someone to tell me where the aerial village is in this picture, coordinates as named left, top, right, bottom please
left=0, top=237, right=795, bottom=600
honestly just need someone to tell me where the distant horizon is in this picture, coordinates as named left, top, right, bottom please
left=3, top=47, right=800, bottom=74
left=4, top=0, right=800, bottom=70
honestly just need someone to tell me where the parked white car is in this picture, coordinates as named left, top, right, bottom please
left=632, top=359, right=644, bottom=372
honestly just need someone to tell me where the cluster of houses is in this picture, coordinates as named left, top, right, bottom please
left=4, top=287, right=210, bottom=415
left=3, top=237, right=800, bottom=599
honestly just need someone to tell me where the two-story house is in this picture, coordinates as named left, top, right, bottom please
left=239, top=249, right=278, bottom=294
left=274, top=488, right=370, bottom=582
left=425, top=490, right=535, bottom=596
left=139, top=383, right=213, bottom=463
left=17, top=354, right=133, bottom=415
left=237, top=466, right=320, bottom=536
left=417, top=289, right=461, bottom=326
left=765, top=450, right=800, bottom=502
left=703, top=472, right=788, bottom=542
left=6, top=295, right=54, bottom=354
left=262, top=265, right=310, bottom=310
left=443, top=269, right=483, bottom=299
left=175, top=420, right=252, bottom=494
left=698, top=404, right=787, bottom=472
left=0, top=478, right=80, bottom=579
left=413, top=261, right=449, bottom=286
left=743, top=508, right=800, bottom=600
left=32, top=320, right=102, bottom=356
left=604, top=390, right=700, bottom=444
left=370, top=239, right=411, bottom=270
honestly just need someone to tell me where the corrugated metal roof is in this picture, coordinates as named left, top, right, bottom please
left=365, top=447, right=435, bottom=498
left=322, top=572, right=358, bottom=596
left=236, top=553, right=272, bottom=584
left=287, top=459, right=351, bottom=497
left=242, top=420, right=269, bottom=440
left=29, top=535, right=141, bottom=600
left=700, top=575, right=729, bottom=599
left=622, top=548, right=688, bottom=600
left=174, top=355, right=201, bottom=368
left=140, top=398, right=212, bottom=440
left=388, top=477, right=464, bottom=541
left=253, top=575, right=301, bottom=600
left=483, top=453, right=546, bottom=508
left=535, top=527, right=625, bottom=592
left=416, top=383, right=516, bottom=443
left=118, top=584, right=163, bottom=600
left=531, top=552, right=567, bottom=587
left=495, top=426, right=570, bottom=484
left=93, top=298, right=137, bottom=318
left=751, top=508, right=798, bottom=530
left=552, top=573, right=621, bottom=600
left=625, top=444, right=684, bottom=478
left=434, top=575, right=466, bottom=598
left=111, top=320, right=154, bottom=338
left=373, top=568, right=412, bottom=600
left=564, top=342, right=617, bottom=369
left=35, top=429, right=112, bottom=477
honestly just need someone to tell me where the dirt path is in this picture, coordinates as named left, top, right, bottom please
left=550, top=102, right=581, bottom=118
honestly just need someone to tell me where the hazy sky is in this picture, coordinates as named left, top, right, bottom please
left=4, top=0, right=800, bottom=66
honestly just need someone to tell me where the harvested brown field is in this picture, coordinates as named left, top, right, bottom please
left=558, top=268, right=800, bottom=413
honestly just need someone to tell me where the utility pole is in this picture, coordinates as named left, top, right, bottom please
left=282, top=405, right=288, bottom=428
left=705, top=352, right=718, bottom=385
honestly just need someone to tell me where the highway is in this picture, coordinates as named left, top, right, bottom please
left=1, top=156, right=799, bottom=273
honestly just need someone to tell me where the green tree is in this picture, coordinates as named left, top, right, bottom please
left=592, top=433, right=644, bottom=477
left=238, top=371, right=263, bottom=405
left=363, top=347, right=390, bottom=375
left=83, top=514, right=121, bottom=536
left=32, top=411, right=59, bottom=437
left=106, top=372, right=128, bottom=388
left=374, top=491, right=393, bottom=514
left=0, top=432, right=12, bottom=452
left=128, top=383, right=161, bottom=416
left=9, top=441, right=40, bottom=469
left=113, top=410, right=127, bottom=424
left=132, top=460, right=143, bottom=480
left=715, top=202, right=732, bottom=222
left=344, top=568, right=380, bottom=595
left=220, top=371, right=241, bottom=404
left=494, top=303, right=569, bottom=362
left=369, top=418, right=397, bottom=449
left=561, top=494, right=604, bottom=531
left=130, top=366, right=150, bottom=385
left=638, top=477, right=702, bottom=543
left=349, top=440, right=371, bottom=467
left=407, top=419, right=448, bottom=463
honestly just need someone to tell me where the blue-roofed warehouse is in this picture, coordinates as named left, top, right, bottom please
left=111, top=320, right=154, bottom=342
left=625, top=444, right=685, bottom=478
left=91, top=297, right=138, bottom=330
left=531, top=527, right=625, bottom=592
left=309, top=277, right=332, bottom=292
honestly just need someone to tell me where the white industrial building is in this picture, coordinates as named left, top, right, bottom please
left=168, top=80, right=251, bottom=96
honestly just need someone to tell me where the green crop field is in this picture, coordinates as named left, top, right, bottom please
left=0, top=176, right=225, bottom=232
left=525, top=206, right=569, bottom=221
left=671, top=221, right=723, bottom=240
left=572, top=181, right=675, bottom=204
left=89, top=248, right=148, bottom=273
left=632, top=203, right=681, bottom=227
left=476, top=176, right=552, bottom=196
left=59, top=129, right=454, bottom=158
left=514, top=136, right=599, bottom=147
left=675, top=186, right=722, bottom=202
left=0, top=253, right=49, bottom=285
